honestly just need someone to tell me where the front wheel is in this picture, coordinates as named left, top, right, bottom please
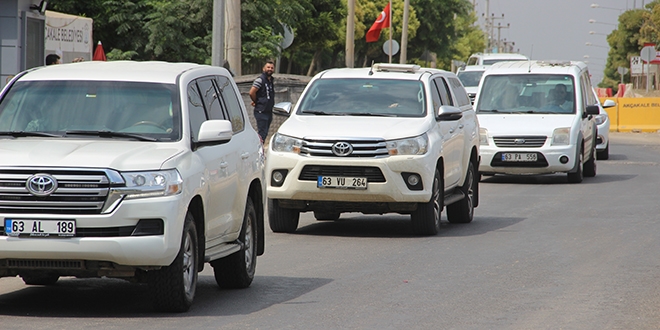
left=149, top=212, right=198, bottom=313
left=597, top=143, right=609, bottom=160
left=268, top=199, right=300, bottom=233
left=583, top=144, right=597, bottom=177
left=447, top=161, right=477, bottom=224
left=212, top=197, right=258, bottom=289
left=567, top=146, right=584, bottom=183
left=411, top=168, right=443, bottom=236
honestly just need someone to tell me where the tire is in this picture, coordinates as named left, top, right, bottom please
left=268, top=199, right=300, bottom=233
left=211, top=198, right=257, bottom=289
left=447, top=161, right=477, bottom=224
left=313, top=211, right=340, bottom=221
left=597, top=143, right=609, bottom=160
left=583, top=144, right=597, bottom=177
left=567, top=146, right=583, bottom=183
left=21, top=273, right=59, bottom=285
left=411, top=168, right=443, bottom=236
left=149, top=212, right=198, bottom=313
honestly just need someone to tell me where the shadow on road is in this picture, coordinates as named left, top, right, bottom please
left=480, top=173, right=636, bottom=185
left=0, top=275, right=331, bottom=317
left=291, top=214, right=525, bottom=239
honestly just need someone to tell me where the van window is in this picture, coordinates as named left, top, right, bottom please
left=477, top=74, right=575, bottom=114
left=467, top=57, right=478, bottom=65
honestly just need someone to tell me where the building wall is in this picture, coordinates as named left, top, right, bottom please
left=0, top=0, right=45, bottom=90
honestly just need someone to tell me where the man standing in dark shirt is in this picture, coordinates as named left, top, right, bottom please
left=250, top=60, right=275, bottom=143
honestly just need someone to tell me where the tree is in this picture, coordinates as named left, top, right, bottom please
left=600, top=3, right=658, bottom=90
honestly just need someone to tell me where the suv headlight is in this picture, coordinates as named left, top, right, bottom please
left=386, top=134, right=428, bottom=155
left=121, top=169, right=183, bottom=199
left=479, top=127, right=489, bottom=145
left=551, top=127, right=571, bottom=146
left=271, top=133, right=303, bottom=153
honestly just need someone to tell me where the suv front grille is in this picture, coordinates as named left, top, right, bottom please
left=0, top=167, right=117, bottom=215
left=493, top=136, right=547, bottom=148
left=300, top=138, right=389, bottom=158
left=299, top=165, right=386, bottom=182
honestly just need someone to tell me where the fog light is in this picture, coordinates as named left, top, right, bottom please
left=407, top=174, right=420, bottom=186
left=559, top=156, right=569, bottom=164
left=271, top=170, right=288, bottom=187
left=401, top=172, right=423, bottom=191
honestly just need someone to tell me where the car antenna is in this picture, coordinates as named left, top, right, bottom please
left=368, top=60, right=375, bottom=75
left=528, top=45, right=534, bottom=73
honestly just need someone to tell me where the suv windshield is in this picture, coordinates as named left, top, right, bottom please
left=0, top=80, right=181, bottom=141
left=457, top=70, right=484, bottom=87
left=476, top=74, right=575, bottom=114
left=298, top=78, right=426, bottom=117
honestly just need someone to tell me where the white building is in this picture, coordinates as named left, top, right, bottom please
left=1, top=1, right=92, bottom=89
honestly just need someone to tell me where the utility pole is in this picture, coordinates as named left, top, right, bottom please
left=211, top=0, right=225, bottom=67
left=345, top=0, right=355, bottom=68
left=226, top=0, right=241, bottom=76
left=400, top=0, right=410, bottom=63
left=495, top=23, right=510, bottom=53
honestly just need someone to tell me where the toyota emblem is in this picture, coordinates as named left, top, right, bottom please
left=26, top=173, right=58, bottom=196
left=332, top=142, right=353, bottom=156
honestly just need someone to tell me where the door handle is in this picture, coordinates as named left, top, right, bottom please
left=241, top=152, right=250, bottom=160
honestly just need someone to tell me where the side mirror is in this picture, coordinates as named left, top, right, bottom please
left=273, top=102, right=293, bottom=116
left=197, top=119, right=232, bottom=143
left=437, top=105, right=463, bottom=121
left=585, top=105, right=600, bottom=117
left=602, top=99, right=616, bottom=108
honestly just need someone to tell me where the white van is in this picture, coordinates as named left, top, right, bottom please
left=474, top=60, right=599, bottom=183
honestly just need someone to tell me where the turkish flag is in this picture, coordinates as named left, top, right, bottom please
left=366, top=3, right=391, bottom=43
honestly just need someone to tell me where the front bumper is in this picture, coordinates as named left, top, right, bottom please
left=266, top=151, right=435, bottom=204
left=479, top=144, right=578, bottom=175
left=0, top=195, right=185, bottom=268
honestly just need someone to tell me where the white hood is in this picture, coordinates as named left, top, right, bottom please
left=478, top=114, right=577, bottom=136
left=278, top=115, right=431, bottom=140
left=0, top=139, right=184, bottom=170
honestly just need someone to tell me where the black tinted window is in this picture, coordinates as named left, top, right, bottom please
left=214, top=75, right=245, bottom=133
left=187, top=82, right=207, bottom=140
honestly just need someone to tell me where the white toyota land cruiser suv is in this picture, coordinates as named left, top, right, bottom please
left=266, top=64, right=480, bottom=236
left=0, top=61, right=266, bottom=312
left=475, top=60, right=599, bottom=183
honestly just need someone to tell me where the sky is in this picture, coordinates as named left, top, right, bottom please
left=472, top=0, right=638, bottom=85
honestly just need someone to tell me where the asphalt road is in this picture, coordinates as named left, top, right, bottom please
left=2, top=132, right=660, bottom=329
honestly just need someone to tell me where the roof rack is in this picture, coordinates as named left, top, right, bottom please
left=372, top=63, right=421, bottom=73
left=537, top=60, right=571, bottom=67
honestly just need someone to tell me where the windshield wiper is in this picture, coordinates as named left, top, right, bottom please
left=478, top=109, right=500, bottom=113
left=346, top=112, right=397, bottom=117
left=301, top=110, right=332, bottom=115
left=64, top=130, right=157, bottom=142
left=0, top=131, right=61, bottom=138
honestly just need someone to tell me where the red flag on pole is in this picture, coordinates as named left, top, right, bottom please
left=366, top=3, right=391, bottom=43
left=93, top=41, right=107, bottom=61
